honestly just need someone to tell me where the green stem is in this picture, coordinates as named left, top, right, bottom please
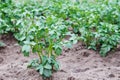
left=48, top=39, right=53, bottom=58
left=38, top=52, right=42, bottom=63
left=35, top=36, right=42, bottom=63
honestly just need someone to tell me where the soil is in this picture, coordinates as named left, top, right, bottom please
left=0, top=34, right=120, bottom=80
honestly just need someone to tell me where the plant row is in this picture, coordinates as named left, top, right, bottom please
left=0, top=0, right=120, bottom=79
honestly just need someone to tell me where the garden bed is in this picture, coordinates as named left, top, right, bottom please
left=0, top=34, right=120, bottom=80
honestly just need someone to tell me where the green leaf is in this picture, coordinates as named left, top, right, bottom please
left=55, top=47, right=62, bottom=55
left=44, top=63, right=52, bottom=69
left=73, top=40, right=78, bottom=44
left=36, top=65, right=42, bottom=70
left=36, top=65, right=44, bottom=74
left=41, top=56, right=47, bottom=65
left=100, top=44, right=112, bottom=57
left=54, top=61, right=59, bottom=70
left=39, top=66, right=44, bottom=74
left=27, top=59, right=39, bottom=68
left=43, top=69, right=52, bottom=77
left=22, top=45, right=31, bottom=56
left=64, top=42, right=72, bottom=48
left=47, top=58, right=52, bottom=63
left=0, top=41, right=6, bottom=47
left=23, top=51, right=29, bottom=57
left=20, top=36, right=26, bottom=41
left=32, top=44, right=38, bottom=53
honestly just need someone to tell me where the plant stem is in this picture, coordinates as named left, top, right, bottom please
left=38, top=52, right=42, bottom=63
left=35, top=36, right=42, bottom=63
left=48, top=39, right=53, bottom=58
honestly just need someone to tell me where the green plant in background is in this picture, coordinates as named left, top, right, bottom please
left=0, top=0, right=15, bottom=34
left=68, top=0, right=120, bottom=56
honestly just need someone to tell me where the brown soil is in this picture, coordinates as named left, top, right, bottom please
left=0, top=34, right=120, bottom=80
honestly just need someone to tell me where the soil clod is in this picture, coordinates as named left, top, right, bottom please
left=109, top=74, right=115, bottom=78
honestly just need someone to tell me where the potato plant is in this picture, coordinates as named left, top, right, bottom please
left=10, top=0, right=75, bottom=78
left=64, top=0, right=120, bottom=56
left=21, top=18, right=69, bottom=78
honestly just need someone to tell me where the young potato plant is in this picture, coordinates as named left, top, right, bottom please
left=23, top=19, right=69, bottom=79
left=13, top=4, right=70, bottom=77
left=11, top=1, right=77, bottom=79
